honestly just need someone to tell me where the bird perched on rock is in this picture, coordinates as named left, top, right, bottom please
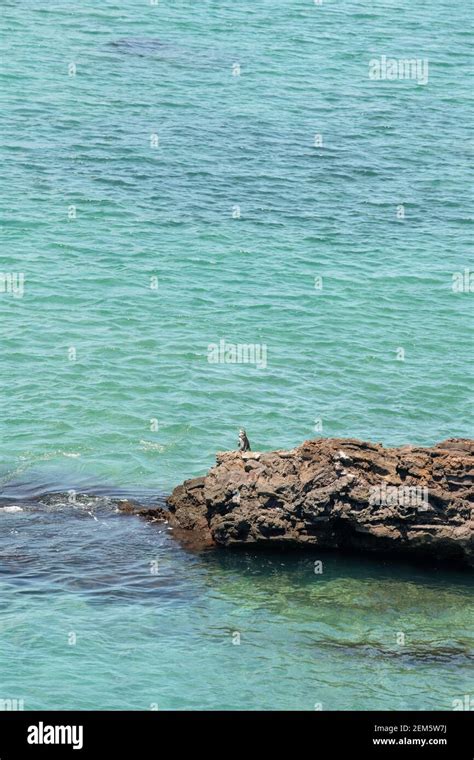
left=238, top=428, right=251, bottom=453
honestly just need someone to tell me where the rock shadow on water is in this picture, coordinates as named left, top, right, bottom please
left=186, top=546, right=474, bottom=630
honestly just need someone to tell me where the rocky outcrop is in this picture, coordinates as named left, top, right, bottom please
left=151, top=438, right=474, bottom=566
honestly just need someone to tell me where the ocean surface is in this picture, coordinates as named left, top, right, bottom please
left=1, top=0, right=472, bottom=710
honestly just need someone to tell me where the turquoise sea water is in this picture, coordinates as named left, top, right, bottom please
left=1, top=1, right=473, bottom=710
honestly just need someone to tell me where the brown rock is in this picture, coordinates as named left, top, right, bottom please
left=162, top=438, right=473, bottom=566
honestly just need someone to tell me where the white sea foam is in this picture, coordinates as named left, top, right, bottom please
left=139, top=440, right=165, bottom=452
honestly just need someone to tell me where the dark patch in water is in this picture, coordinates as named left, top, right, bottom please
left=317, top=640, right=473, bottom=665
left=109, top=38, right=169, bottom=57
left=0, top=489, right=195, bottom=607
left=0, top=478, right=165, bottom=509
left=106, top=37, right=224, bottom=68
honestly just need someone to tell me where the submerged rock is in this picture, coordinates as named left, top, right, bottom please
left=159, top=438, right=474, bottom=566
left=109, top=38, right=165, bottom=55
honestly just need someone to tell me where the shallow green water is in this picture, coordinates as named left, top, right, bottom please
left=0, top=498, right=472, bottom=710
left=0, top=0, right=472, bottom=710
